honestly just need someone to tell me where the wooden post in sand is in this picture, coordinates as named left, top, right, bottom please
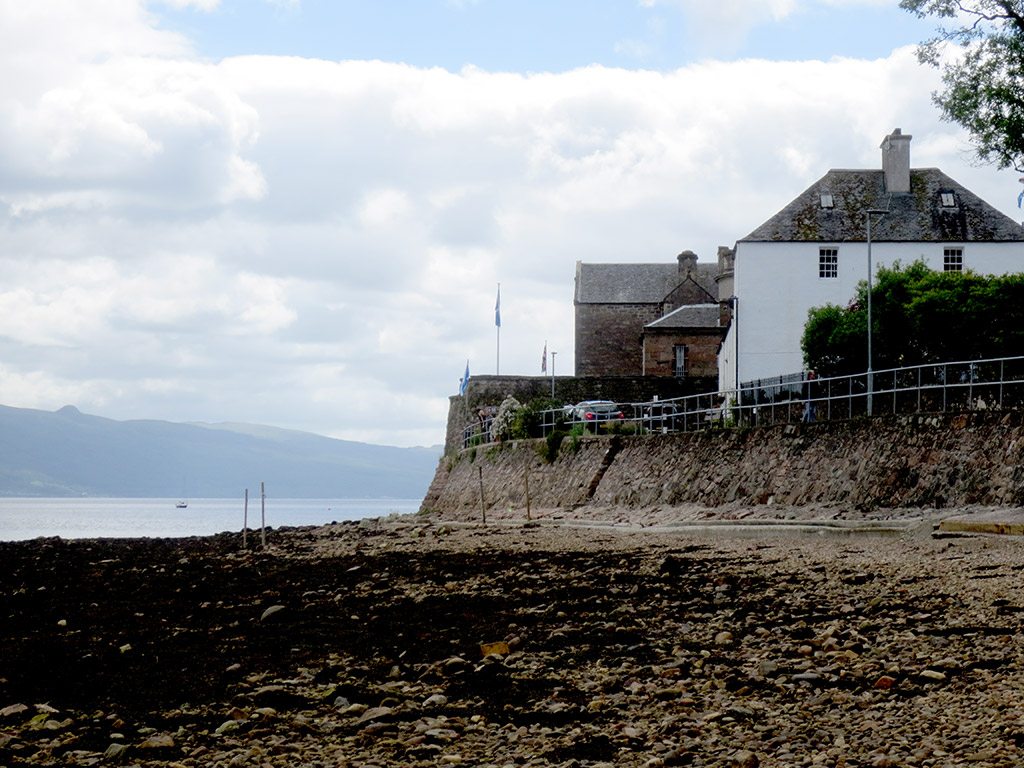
left=524, top=454, right=531, bottom=520
left=260, top=482, right=266, bottom=548
left=478, top=466, right=487, bottom=525
left=243, top=488, right=249, bottom=548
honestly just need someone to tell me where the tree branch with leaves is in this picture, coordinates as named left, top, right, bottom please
left=902, top=0, right=1024, bottom=171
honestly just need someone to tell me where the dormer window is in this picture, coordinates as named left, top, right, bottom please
left=940, top=192, right=957, bottom=207
left=819, top=193, right=834, bottom=209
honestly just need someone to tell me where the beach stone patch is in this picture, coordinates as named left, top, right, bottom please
left=3, top=519, right=1024, bottom=765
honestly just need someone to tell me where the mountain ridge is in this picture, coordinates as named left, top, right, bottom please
left=0, top=404, right=440, bottom=499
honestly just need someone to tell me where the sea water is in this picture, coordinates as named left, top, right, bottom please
left=0, top=497, right=422, bottom=542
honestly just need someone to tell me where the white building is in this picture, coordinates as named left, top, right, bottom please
left=719, top=129, right=1024, bottom=390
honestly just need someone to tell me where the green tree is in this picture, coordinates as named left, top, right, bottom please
left=802, top=261, right=1024, bottom=374
left=901, top=0, right=1024, bottom=170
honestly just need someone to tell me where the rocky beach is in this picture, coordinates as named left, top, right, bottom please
left=4, top=509, right=1024, bottom=767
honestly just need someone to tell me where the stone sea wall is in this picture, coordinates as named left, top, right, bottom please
left=422, top=411, right=1024, bottom=515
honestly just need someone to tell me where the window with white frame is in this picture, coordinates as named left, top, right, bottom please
left=944, top=247, right=963, bottom=272
left=819, top=248, right=838, bottom=278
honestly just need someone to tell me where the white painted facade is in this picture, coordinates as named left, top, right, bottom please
left=722, top=241, right=1024, bottom=389
left=718, top=129, right=1024, bottom=390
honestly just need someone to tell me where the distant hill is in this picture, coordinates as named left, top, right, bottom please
left=0, top=404, right=441, bottom=499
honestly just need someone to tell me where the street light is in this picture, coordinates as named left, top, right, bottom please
left=550, top=351, right=557, bottom=398
left=866, top=208, right=888, bottom=416
left=728, top=296, right=739, bottom=394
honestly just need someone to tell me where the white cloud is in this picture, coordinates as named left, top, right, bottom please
left=156, top=0, right=222, bottom=9
left=1, top=0, right=1017, bottom=448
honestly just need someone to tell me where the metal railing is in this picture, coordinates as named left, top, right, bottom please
left=460, top=355, right=1024, bottom=448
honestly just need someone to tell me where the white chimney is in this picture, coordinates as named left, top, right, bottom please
left=880, top=128, right=912, bottom=194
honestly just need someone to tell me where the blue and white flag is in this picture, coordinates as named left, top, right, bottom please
left=459, top=360, right=469, bottom=396
left=495, top=285, right=501, bottom=328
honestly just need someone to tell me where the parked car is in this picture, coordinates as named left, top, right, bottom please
left=570, top=400, right=625, bottom=430
left=643, top=402, right=680, bottom=432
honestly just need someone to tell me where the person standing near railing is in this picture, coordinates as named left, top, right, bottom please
left=802, top=370, right=818, bottom=423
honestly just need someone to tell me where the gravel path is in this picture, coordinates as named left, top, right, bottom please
left=3, top=513, right=1024, bottom=767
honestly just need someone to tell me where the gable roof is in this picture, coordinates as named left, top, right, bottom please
left=644, top=303, right=722, bottom=330
left=575, top=262, right=719, bottom=304
left=740, top=168, right=1024, bottom=243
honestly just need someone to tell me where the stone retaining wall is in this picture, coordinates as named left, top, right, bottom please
left=421, top=411, right=1024, bottom=515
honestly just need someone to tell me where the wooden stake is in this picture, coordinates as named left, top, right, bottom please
left=243, top=488, right=249, bottom=548
left=478, top=466, right=487, bottom=525
left=261, top=481, right=266, bottom=549
left=524, top=454, right=531, bottom=520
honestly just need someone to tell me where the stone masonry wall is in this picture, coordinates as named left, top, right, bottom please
left=642, top=329, right=723, bottom=378
left=575, top=303, right=663, bottom=376
left=423, top=411, right=1024, bottom=515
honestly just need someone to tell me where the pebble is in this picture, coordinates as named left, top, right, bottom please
left=260, top=605, right=286, bottom=621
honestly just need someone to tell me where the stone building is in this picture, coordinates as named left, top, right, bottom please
left=574, top=249, right=732, bottom=378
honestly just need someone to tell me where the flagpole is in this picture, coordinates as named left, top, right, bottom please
left=495, top=283, right=501, bottom=375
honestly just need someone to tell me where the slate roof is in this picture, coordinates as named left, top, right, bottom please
left=740, top=169, right=1024, bottom=243
left=644, top=304, right=722, bottom=330
left=575, top=263, right=719, bottom=304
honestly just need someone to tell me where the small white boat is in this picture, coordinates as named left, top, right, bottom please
left=175, top=500, right=188, bottom=509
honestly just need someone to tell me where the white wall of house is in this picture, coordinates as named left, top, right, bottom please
left=718, top=322, right=736, bottom=393
left=733, top=240, right=1024, bottom=383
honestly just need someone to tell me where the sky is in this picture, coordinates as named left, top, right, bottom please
left=1, top=0, right=1021, bottom=448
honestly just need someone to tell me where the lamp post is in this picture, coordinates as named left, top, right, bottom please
left=550, top=351, right=557, bottom=398
left=866, top=208, right=888, bottom=417
left=728, top=296, right=739, bottom=394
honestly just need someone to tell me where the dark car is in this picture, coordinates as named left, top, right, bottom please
left=643, top=402, right=680, bottom=432
left=571, top=400, right=625, bottom=430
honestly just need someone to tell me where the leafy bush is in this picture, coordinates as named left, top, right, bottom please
left=803, top=261, right=1024, bottom=375
left=511, top=396, right=566, bottom=439
left=606, top=420, right=642, bottom=436
left=568, top=423, right=586, bottom=453
left=537, top=429, right=566, bottom=463
left=490, top=396, right=523, bottom=441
